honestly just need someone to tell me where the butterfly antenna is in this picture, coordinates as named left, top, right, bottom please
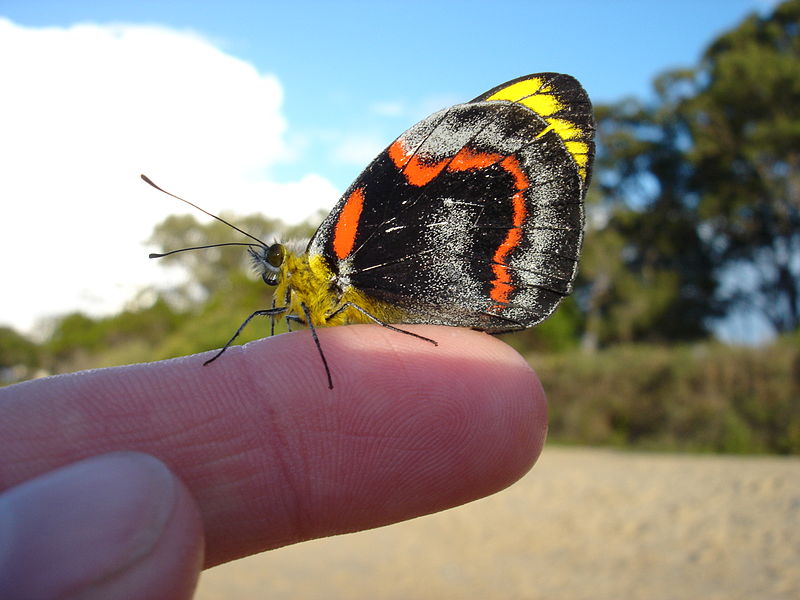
left=148, top=242, right=259, bottom=259
left=141, top=174, right=269, bottom=247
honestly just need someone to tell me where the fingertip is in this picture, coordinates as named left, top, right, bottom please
left=230, top=325, right=547, bottom=534
left=241, top=324, right=547, bottom=478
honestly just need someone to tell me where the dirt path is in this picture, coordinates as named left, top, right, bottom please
left=196, top=447, right=800, bottom=599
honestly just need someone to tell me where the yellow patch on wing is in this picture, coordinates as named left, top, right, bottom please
left=487, top=78, right=563, bottom=116
left=487, top=76, right=592, bottom=182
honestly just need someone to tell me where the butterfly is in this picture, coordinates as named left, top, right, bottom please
left=145, top=72, right=595, bottom=389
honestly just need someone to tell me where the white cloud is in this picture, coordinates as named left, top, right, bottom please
left=369, top=100, right=406, bottom=117
left=0, top=18, right=339, bottom=333
left=330, top=132, right=386, bottom=166
left=417, top=93, right=461, bottom=120
left=328, top=94, right=464, bottom=168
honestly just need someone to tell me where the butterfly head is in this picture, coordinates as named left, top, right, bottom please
left=251, top=243, right=286, bottom=286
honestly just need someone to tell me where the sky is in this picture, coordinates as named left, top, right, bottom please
left=0, top=0, right=779, bottom=339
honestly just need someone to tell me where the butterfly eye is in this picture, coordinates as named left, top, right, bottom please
left=259, top=243, right=286, bottom=286
left=266, top=243, right=286, bottom=268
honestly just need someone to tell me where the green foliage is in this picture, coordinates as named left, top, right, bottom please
left=46, top=312, right=109, bottom=360
left=149, top=212, right=284, bottom=298
left=585, top=86, right=720, bottom=346
left=0, top=327, right=40, bottom=383
left=41, top=297, right=190, bottom=372
left=153, top=271, right=276, bottom=360
left=679, top=0, right=800, bottom=332
left=537, top=335, right=800, bottom=454
left=505, top=297, right=583, bottom=354
left=581, top=0, right=800, bottom=344
left=145, top=212, right=315, bottom=358
left=0, top=326, right=39, bottom=367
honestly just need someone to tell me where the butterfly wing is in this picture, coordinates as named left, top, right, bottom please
left=308, top=73, right=595, bottom=331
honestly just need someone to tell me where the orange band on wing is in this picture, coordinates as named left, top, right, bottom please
left=389, top=140, right=529, bottom=305
left=333, top=187, right=365, bottom=259
left=389, top=140, right=447, bottom=186
left=390, top=141, right=507, bottom=186
left=448, top=146, right=502, bottom=171
left=490, top=156, right=529, bottom=305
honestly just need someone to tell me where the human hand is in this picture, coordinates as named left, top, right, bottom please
left=0, top=325, right=547, bottom=599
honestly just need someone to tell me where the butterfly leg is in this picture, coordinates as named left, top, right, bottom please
left=327, top=302, right=438, bottom=346
left=299, top=303, right=333, bottom=390
left=204, top=306, right=288, bottom=365
left=270, top=298, right=277, bottom=337
left=285, top=314, right=305, bottom=333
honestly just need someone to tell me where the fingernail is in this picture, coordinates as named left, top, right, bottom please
left=0, top=452, right=177, bottom=599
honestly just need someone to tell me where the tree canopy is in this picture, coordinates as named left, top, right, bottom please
left=684, top=0, right=800, bottom=333
left=579, top=0, right=800, bottom=345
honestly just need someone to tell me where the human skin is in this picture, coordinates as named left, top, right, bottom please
left=0, top=325, right=547, bottom=599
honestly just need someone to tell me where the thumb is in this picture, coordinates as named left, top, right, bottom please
left=0, top=452, right=204, bottom=600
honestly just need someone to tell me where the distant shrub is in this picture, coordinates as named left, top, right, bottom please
left=535, top=335, right=800, bottom=454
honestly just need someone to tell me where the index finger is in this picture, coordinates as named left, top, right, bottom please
left=0, top=325, right=547, bottom=568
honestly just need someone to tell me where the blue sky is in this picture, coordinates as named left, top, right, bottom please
left=3, top=0, right=776, bottom=189
left=0, top=1, right=777, bottom=337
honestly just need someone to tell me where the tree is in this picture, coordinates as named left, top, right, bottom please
left=144, top=212, right=319, bottom=357
left=148, top=212, right=316, bottom=300
left=579, top=1, right=800, bottom=346
left=0, top=326, right=40, bottom=375
left=681, top=0, right=800, bottom=333
left=579, top=91, right=720, bottom=347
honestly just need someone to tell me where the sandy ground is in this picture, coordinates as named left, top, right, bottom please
left=195, top=446, right=800, bottom=600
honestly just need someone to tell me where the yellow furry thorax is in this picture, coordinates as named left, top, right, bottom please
left=275, top=249, right=406, bottom=327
